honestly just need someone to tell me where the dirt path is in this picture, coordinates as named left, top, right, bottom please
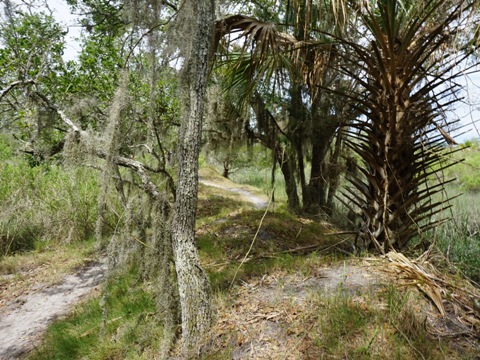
left=199, top=179, right=268, bottom=209
left=0, top=260, right=107, bottom=359
left=0, top=178, right=265, bottom=359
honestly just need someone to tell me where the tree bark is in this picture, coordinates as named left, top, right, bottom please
left=304, top=99, right=339, bottom=214
left=171, top=0, right=215, bottom=355
left=275, top=144, right=300, bottom=212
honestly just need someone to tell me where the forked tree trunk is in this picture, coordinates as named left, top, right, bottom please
left=275, top=144, right=300, bottom=212
left=171, top=0, right=215, bottom=354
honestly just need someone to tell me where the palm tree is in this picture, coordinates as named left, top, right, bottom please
left=214, top=0, right=354, bottom=213
left=333, top=0, right=479, bottom=253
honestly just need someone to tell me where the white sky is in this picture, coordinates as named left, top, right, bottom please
left=15, top=1, right=480, bottom=142
left=448, top=67, right=480, bottom=141
left=47, top=0, right=82, bottom=61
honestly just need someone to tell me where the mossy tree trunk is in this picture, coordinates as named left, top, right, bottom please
left=171, top=0, right=215, bottom=355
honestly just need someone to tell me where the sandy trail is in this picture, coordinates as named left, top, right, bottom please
left=0, top=260, right=107, bottom=359
left=0, top=180, right=265, bottom=359
left=199, top=179, right=268, bottom=209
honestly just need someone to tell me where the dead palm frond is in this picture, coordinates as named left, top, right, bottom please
left=384, top=251, right=480, bottom=337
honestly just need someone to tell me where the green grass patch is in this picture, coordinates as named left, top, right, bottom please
left=199, top=209, right=341, bottom=259
left=431, top=184, right=480, bottom=282
left=301, top=286, right=469, bottom=359
left=314, top=292, right=374, bottom=358
left=0, top=156, right=100, bottom=257
left=197, top=205, right=350, bottom=291
left=446, top=145, right=480, bottom=192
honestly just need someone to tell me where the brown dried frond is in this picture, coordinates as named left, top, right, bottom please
left=385, top=251, right=480, bottom=338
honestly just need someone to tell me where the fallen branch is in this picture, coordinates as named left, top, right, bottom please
left=204, top=239, right=351, bottom=269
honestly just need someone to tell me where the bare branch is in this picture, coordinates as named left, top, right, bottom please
left=0, top=79, right=35, bottom=101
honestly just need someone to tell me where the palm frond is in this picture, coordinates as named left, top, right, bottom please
left=331, top=0, right=476, bottom=252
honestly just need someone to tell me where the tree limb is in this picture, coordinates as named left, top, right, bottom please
left=33, top=91, right=172, bottom=204
left=0, top=79, right=36, bottom=101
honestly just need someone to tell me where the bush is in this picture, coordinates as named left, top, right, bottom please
left=0, top=139, right=100, bottom=256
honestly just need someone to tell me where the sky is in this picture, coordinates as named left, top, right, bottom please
left=16, top=1, right=480, bottom=142
left=449, top=68, right=480, bottom=141
left=47, top=0, right=82, bottom=61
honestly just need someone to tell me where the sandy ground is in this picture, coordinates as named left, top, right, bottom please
left=0, top=260, right=107, bottom=359
left=199, top=179, right=268, bottom=209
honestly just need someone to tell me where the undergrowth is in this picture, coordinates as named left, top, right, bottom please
left=197, top=206, right=349, bottom=291
left=299, top=286, right=461, bottom=359
left=431, top=185, right=480, bottom=282
left=28, top=263, right=160, bottom=360
left=0, top=155, right=100, bottom=256
left=0, top=162, right=480, bottom=359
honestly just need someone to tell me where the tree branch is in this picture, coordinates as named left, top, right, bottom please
left=0, top=79, right=36, bottom=101
left=33, top=91, right=172, bottom=204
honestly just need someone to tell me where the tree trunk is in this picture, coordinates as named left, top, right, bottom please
left=171, top=0, right=215, bottom=355
left=275, top=144, right=300, bottom=212
left=325, top=128, right=343, bottom=213
left=304, top=100, right=339, bottom=214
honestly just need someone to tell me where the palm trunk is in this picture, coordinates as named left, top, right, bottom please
left=171, top=0, right=215, bottom=354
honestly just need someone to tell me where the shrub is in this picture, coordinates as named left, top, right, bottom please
left=0, top=140, right=100, bottom=256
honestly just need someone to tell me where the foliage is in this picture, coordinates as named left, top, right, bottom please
left=0, top=141, right=100, bottom=257
left=214, top=1, right=355, bottom=213
left=335, top=0, right=478, bottom=253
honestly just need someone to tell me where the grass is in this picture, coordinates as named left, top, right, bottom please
left=0, top=157, right=100, bottom=256
left=28, top=263, right=160, bottom=360
left=447, top=143, right=480, bottom=192
left=297, top=285, right=472, bottom=359
left=430, top=185, right=480, bottom=282
left=197, top=206, right=350, bottom=291
left=2, top=151, right=479, bottom=358
left=431, top=147, right=480, bottom=282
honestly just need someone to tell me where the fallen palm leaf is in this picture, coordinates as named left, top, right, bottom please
left=386, top=251, right=446, bottom=317
left=384, top=251, right=480, bottom=338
